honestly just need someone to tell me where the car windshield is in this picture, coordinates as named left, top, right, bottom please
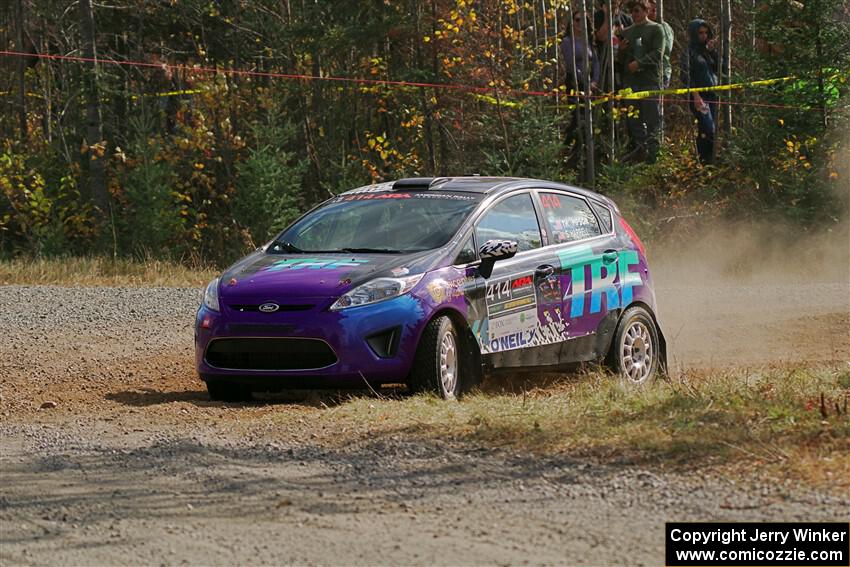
left=270, top=192, right=482, bottom=254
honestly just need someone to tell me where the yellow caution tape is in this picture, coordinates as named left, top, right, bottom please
left=555, top=69, right=849, bottom=110
left=129, top=88, right=205, bottom=100
left=470, top=93, right=524, bottom=108
left=3, top=69, right=845, bottom=112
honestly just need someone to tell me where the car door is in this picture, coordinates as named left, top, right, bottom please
left=536, top=190, right=622, bottom=363
left=472, top=191, right=562, bottom=368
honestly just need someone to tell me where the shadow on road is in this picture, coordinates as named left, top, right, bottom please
left=104, top=386, right=411, bottom=409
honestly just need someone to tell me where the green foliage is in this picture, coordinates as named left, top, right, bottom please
left=727, top=0, right=850, bottom=225
left=118, top=137, right=183, bottom=257
left=1, top=0, right=847, bottom=265
left=480, top=105, right=571, bottom=182
left=0, top=142, right=97, bottom=256
left=595, top=139, right=729, bottom=239
left=234, top=120, right=307, bottom=247
left=0, top=145, right=53, bottom=254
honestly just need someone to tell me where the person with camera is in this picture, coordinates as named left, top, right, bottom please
left=593, top=0, right=632, bottom=92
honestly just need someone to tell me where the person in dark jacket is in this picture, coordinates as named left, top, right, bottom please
left=562, top=11, right=600, bottom=95
left=593, top=0, right=632, bottom=91
left=561, top=11, right=599, bottom=169
left=682, top=18, right=720, bottom=164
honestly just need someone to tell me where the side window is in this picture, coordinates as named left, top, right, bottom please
left=591, top=201, right=613, bottom=233
left=475, top=194, right=542, bottom=253
left=454, top=234, right=477, bottom=264
left=539, top=192, right=601, bottom=244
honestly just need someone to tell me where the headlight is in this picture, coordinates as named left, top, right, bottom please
left=330, top=274, right=423, bottom=311
left=203, top=277, right=221, bottom=311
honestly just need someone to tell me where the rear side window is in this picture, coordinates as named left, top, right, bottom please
left=591, top=201, right=613, bottom=232
left=539, top=192, right=601, bottom=244
left=475, top=193, right=542, bottom=252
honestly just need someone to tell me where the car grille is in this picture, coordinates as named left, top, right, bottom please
left=204, top=338, right=337, bottom=371
left=229, top=303, right=314, bottom=312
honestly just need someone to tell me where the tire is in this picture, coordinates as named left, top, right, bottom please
left=409, top=315, right=462, bottom=400
left=609, top=306, right=659, bottom=385
left=206, top=379, right=253, bottom=402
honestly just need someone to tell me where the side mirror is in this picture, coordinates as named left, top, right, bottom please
left=477, top=239, right=518, bottom=278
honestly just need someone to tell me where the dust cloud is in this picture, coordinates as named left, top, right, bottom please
left=650, top=218, right=849, bottom=371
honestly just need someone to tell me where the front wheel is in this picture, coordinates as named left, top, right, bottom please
left=609, top=306, right=659, bottom=385
left=409, top=316, right=462, bottom=399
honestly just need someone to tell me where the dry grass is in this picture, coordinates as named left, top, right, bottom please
left=0, top=256, right=218, bottom=287
left=301, top=365, right=850, bottom=489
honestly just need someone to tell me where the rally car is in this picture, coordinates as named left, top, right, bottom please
left=195, top=176, right=666, bottom=400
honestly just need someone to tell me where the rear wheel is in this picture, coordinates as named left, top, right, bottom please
left=610, top=306, right=659, bottom=385
left=409, top=316, right=462, bottom=399
left=206, top=379, right=253, bottom=402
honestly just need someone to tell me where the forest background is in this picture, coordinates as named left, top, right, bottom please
left=1, top=0, right=848, bottom=266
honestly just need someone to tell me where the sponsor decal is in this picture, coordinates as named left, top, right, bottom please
left=512, top=275, right=533, bottom=289
left=338, top=192, right=412, bottom=202
left=426, top=281, right=448, bottom=303
left=426, top=275, right=476, bottom=303
left=484, top=272, right=539, bottom=352
left=558, top=247, right=642, bottom=318
left=265, top=258, right=370, bottom=272
left=412, top=193, right=477, bottom=201
left=536, top=275, right=562, bottom=304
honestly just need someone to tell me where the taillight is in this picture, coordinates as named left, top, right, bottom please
left=619, top=217, right=646, bottom=258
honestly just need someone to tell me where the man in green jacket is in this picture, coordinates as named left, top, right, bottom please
left=648, top=0, right=674, bottom=88
left=618, top=0, right=665, bottom=162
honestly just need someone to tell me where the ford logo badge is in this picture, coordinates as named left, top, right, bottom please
left=258, top=302, right=280, bottom=313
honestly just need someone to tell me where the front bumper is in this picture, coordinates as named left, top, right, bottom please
left=194, top=294, right=427, bottom=386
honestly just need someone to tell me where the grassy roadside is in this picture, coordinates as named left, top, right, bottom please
left=300, top=366, right=850, bottom=490
left=0, top=256, right=218, bottom=287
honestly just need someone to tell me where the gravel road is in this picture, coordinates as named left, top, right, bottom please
left=1, top=282, right=848, bottom=566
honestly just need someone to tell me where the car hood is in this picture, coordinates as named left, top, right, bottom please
left=219, top=248, right=441, bottom=301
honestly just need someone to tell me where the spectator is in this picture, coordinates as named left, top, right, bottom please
left=618, top=0, right=665, bottom=163
left=561, top=11, right=599, bottom=168
left=647, top=0, right=674, bottom=88
left=593, top=0, right=632, bottom=91
left=681, top=18, right=720, bottom=164
left=562, top=11, right=600, bottom=95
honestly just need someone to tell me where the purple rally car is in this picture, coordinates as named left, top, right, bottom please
left=195, top=177, right=666, bottom=401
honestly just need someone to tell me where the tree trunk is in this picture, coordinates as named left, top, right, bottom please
left=658, top=0, right=664, bottom=139
left=579, top=0, right=595, bottom=186
left=814, top=0, right=828, bottom=129
left=78, top=0, right=109, bottom=213
left=416, top=0, right=436, bottom=173
left=14, top=0, right=27, bottom=138
left=721, top=0, right=732, bottom=135
left=606, top=0, right=615, bottom=164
